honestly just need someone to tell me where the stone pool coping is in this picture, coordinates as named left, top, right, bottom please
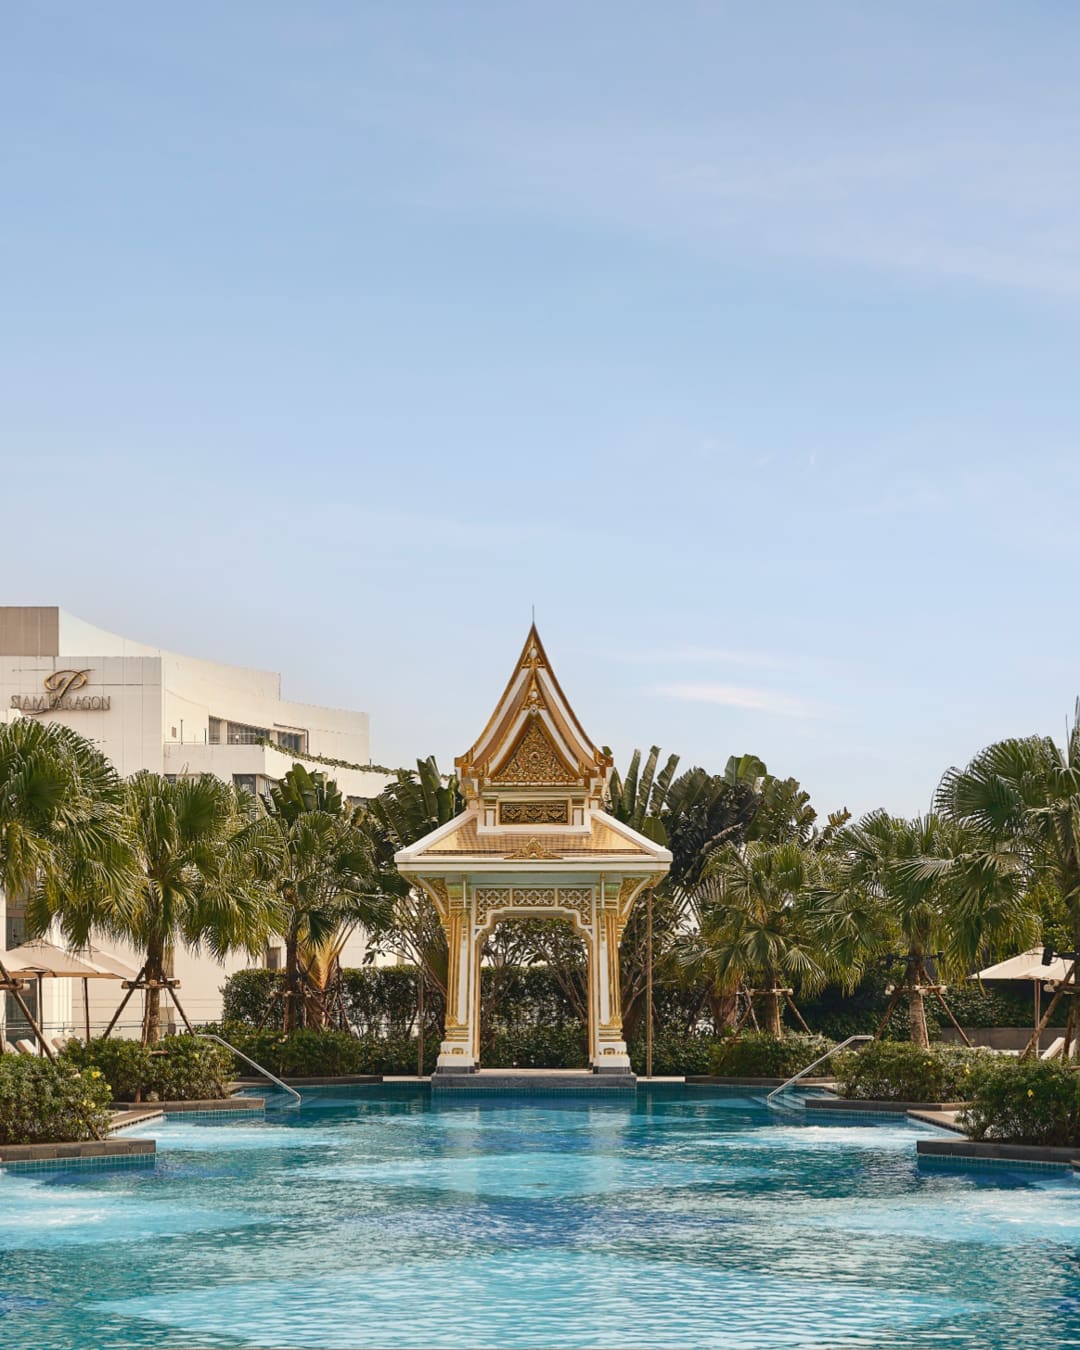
left=233, top=1074, right=383, bottom=1087
left=110, top=1096, right=266, bottom=1114
left=684, top=1075, right=838, bottom=1087
left=806, top=1097, right=969, bottom=1113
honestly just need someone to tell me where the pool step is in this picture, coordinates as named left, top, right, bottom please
left=431, top=1069, right=637, bottom=1093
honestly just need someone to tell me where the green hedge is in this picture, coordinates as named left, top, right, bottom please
left=833, top=1041, right=982, bottom=1103
left=960, top=1059, right=1080, bottom=1146
left=488, top=1026, right=588, bottom=1069
left=214, top=1027, right=439, bottom=1077
left=221, top=967, right=447, bottom=1039
left=0, top=1054, right=112, bottom=1144
left=709, top=1032, right=833, bottom=1078
left=63, top=1035, right=233, bottom=1103
left=222, top=966, right=1065, bottom=1045
left=629, top=1033, right=725, bottom=1077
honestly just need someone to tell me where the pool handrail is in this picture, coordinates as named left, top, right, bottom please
left=765, top=1034, right=873, bottom=1108
left=196, top=1031, right=302, bottom=1108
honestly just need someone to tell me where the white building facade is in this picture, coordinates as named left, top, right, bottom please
left=0, top=606, right=392, bottom=1039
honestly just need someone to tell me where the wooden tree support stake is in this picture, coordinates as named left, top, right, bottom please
left=931, top=988, right=972, bottom=1047
left=1022, top=961, right=1079, bottom=1060
left=784, top=993, right=812, bottom=1036
left=0, top=960, right=55, bottom=1060
left=101, top=965, right=148, bottom=1040
left=873, top=988, right=902, bottom=1041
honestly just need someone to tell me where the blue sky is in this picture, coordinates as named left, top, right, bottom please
left=3, top=3, right=1079, bottom=818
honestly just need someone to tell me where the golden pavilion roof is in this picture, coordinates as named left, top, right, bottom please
left=455, top=624, right=611, bottom=801
left=395, top=624, right=672, bottom=878
left=396, top=805, right=670, bottom=869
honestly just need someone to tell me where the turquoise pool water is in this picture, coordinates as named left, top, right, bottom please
left=2, top=1085, right=1080, bottom=1349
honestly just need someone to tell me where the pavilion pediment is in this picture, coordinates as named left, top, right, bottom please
left=456, top=624, right=611, bottom=801
left=489, top=716, right=579, bottom=787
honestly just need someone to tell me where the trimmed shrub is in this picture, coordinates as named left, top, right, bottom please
left=960, top=1059, right=1080, bottom=1146
left=217, top=1027, right=439, bottom=1077
left=0, top=1053, right=112, bottom=1144
left=709, top=1032, right=833, bottom=1078
left=489, top=1026, right=589, bottom=1069
left=220, top=966, right=447, bottom=1041
left=63, top=1035, right=233, bottom=1103
left=63, top=1037, right=150, bottom=1101
left=226, top=1028, right=367, bottom=1076
left=144, top=1036, right=233, bottom=1101
left=346, top=967, right=445, bottom=1038
left=945, top=982, right=1066, bottom=1029
left=629, top=1033, right=726, bottom=1077
left=221, top=969, right=283, bottom=1027
left=833, top=1041, right=982, bottom=1103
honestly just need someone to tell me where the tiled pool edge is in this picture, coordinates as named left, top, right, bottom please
left=917, top=1138, right=1080, bottom=1172
left=0, top=1138, right=156, bottom=1173
left=163, top=1104, right=267, bottom=1120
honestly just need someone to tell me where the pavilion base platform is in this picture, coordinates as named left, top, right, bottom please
left=431, top=1068, right=637, bottom=1093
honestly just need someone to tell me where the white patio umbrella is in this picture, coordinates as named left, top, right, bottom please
left=1, top=939, right=132, bottom=1045
left=974, top=947, right=1076, bottom=1046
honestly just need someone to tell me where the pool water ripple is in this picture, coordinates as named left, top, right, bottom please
left=0, top=1085, right=1078, bottom=1348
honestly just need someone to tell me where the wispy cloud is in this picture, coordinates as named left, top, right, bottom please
left=325, top=32, right=1080, bottom=299
left=622, top=645, right=790, bottom=670
left=653, top=683, right=826, bottom=718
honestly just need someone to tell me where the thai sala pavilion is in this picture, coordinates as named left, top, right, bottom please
left=396, top=626, right=671, bottom=1077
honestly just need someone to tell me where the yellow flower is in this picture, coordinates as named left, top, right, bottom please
left=1027, top=1089, right=1035, bottom=1098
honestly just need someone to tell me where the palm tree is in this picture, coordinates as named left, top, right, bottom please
left=0, top=718, right=129, bottom=920
left=0, top=720, right=130, bottom=1052
left=263, top=765, right=383, bottom=1032
left=836, top=811, right=1032, bottom=1048
left=662, top=766, right=762, bottom=891
left=936, top=718, right=1079, bottom=1051
left=356, top=757, right=464, bottom=1001
left=34, top=772, right=281, bottom=1042
left=606, top=745, right=680, bottom=843
left=691, top=839, right=833, bottom=1037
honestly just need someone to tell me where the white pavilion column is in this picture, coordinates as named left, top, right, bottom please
left=435, top=888, right=480, bottom=1073
left=591, top=901, right=631, bottom=1073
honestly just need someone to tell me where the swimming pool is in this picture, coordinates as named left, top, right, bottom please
left=1, top=1084, right=1079, bottom=1349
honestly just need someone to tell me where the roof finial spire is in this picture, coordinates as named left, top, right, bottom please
left=531, top=603, right=536, bottom=626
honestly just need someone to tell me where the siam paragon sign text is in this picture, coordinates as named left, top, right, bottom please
left=11, top=669, right=111, bottom=714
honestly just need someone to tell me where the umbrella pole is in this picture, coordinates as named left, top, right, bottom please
left=83, top=978, right=91, bottom=1042
left=1022, top=961, right=1077, bottom=1059
left=37, top=975, right=44, bottom=1055
left=1035, top=982, right=1041, bottom=1053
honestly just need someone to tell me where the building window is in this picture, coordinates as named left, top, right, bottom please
left=275, top=729, right=307, bottom=754
left=4, top=912, right=27, bottom=950
left=208, top=717, right=224, bottom=745
left=266, top=945, right=283, bottom=972
left=233, top=774, right=258, bottom=798
left=227, top=721, right=270, bottom=746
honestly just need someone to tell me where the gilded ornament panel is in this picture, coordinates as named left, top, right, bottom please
left=499, top=799, right=570, bottom=826
left=473, top=885, right=595, bottom=931
left=491, top=719, right=577, bottom=786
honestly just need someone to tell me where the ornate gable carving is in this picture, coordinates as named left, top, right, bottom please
left=490, top=718, right=577, bottom=786
left=456, top=624, right=612, bottom=800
